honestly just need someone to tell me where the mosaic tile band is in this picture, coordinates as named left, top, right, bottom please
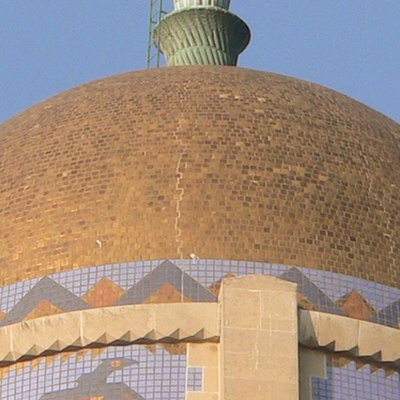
left=0, top=343, right=398, bottom=399
left=0, top=344, right=188, bottom=400
left=312, top=356, right=400, bottom=400
left=0, top=260, right=398, bottom=329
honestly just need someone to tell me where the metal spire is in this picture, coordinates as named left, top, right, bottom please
left=147, top=0, right=167, bottom=68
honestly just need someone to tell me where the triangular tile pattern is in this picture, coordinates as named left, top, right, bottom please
left=279, top=267, right=343, bottom=315
left=0, top=260, right=397, bottom=329
left=312, top=358, right=400, bottom=400
left=0, top=277, right=88, bottom=327
left=336, top=290, right=375, bottom=321
left=23, top=300, right=63, bottom=321
left=142, top=283, right=191, bottom=304
left=82, top=277, right=126, bottom=307
left=117, top=260, right=217, bottom=305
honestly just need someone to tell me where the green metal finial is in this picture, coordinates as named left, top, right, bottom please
left=153, top=0, right=250, bottom=66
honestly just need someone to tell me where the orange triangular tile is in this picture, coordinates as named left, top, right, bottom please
left=82, top=277, right=126, bottom=307
left=336, top=290, right=375, bottom=320
left=142, top=283, right=190, bottom=304
left=23, top=299, right=63, bottom=321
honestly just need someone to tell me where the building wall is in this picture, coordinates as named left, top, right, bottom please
left=0, top=273, right=398, bottom=399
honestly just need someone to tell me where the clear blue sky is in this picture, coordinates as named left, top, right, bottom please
left=1, top=1, right=399, bottom=123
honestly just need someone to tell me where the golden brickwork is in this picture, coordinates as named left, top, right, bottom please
left=0, top=66, right=398, bottom=287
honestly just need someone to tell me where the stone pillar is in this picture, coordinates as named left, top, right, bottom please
left=219, top=275, right=299, bottom=400
left=186, top=343, right=220, bottom=400
left=299, top=348, right=327, bottom=400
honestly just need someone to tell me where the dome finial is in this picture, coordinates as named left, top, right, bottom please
left=154, top=0, right=250, bottom=66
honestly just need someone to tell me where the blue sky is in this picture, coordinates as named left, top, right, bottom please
left=1, top=1, right=399, bottom=122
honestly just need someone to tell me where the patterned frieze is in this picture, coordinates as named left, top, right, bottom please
left=0, top=274, right=398, bottom=400
left=0, top=302, right=218, bottom=366
left=0, top=260, right=398, bottom=329
left=299, top=310, right=400, bottom=368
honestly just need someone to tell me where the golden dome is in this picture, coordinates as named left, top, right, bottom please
left=0, top=66, right=399, bottom=287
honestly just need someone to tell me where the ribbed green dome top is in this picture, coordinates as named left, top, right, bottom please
left=154, top=1, right=250, bottom=66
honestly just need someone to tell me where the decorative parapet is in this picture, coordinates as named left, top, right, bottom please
left=0, top=303, right=218, bottom=366
left=299, top=309, right=400, bottom=369
left=0, top=260, right=397, bottom=330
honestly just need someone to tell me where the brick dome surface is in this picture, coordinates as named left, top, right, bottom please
left=0, top=66, right=399, bottom=287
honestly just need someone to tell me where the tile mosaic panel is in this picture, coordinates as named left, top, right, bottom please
left=312, top=356, right=400, bottom=400
left=186, top=367, right=203, bottom=392
left=0, top=344, right=186, bottom=400
left=0, top=260, right=398, bottom=329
